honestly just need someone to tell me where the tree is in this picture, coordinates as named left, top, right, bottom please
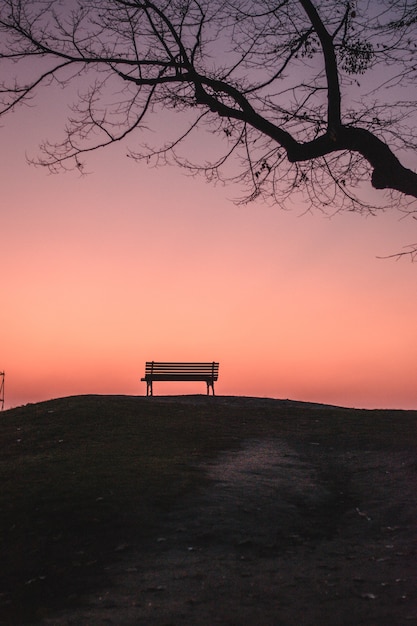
left=1, top=0, right=416, bottom=234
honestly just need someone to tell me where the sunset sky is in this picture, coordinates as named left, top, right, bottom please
left=1, top=27, right=417, bottom=410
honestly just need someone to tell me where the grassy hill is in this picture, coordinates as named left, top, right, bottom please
left=0, top=395, right=416, bottom=624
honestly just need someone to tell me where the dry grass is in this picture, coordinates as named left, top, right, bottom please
left=0, top=394, right=415, bottom=623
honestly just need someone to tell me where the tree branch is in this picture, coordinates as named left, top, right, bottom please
left=298, top=0, right=341, bottom=130
left=0, top=0, right=416, bottom=210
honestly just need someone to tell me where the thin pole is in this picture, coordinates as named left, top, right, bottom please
left=0, top=371, right=4, bottom=411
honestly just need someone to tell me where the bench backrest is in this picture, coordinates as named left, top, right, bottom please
left=144, top=361, right=219, bottom=380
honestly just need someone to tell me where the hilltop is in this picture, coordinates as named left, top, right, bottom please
left=1, top=395, right=416, bottom=625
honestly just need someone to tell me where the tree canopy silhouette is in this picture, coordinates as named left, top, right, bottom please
left=1, top=0, right=416, bottom=222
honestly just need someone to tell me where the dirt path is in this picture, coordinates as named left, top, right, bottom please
left=39, top=437, right=417, bottom=625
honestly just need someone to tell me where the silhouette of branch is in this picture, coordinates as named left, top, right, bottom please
left=0, top=0, right=416, bottom=220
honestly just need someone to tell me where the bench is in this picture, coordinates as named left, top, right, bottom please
left=141, top=361, right=219, bottom=396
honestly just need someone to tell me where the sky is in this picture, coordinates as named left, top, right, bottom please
left=1, top=45, right=417, bottom=411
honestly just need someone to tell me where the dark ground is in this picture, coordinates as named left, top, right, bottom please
left=0, top=395, right=416, bottom=625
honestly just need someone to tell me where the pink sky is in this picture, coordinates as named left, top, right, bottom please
left=1, top=89, right=417, bottom=410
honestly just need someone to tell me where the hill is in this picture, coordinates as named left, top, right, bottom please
left=1, top=395, right=416, bottom=625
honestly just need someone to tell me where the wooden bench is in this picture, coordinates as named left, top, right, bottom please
left=141, top=361, right=219, bottom=396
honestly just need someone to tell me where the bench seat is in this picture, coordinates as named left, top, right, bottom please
left=141, top=361, right=219, bottom=396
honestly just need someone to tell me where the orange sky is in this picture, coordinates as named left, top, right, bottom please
left=1, top=90, right=417, bottom=410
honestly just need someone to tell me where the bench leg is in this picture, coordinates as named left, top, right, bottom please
left=206, top=381, right=215, bottom=396
left=146, top=381, right=153, bottom=396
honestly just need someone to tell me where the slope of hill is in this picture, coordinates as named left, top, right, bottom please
left=1, top=395, right=416, bottom=625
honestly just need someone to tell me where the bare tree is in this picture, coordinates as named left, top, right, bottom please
left=1, top=0, right=416, bottom=226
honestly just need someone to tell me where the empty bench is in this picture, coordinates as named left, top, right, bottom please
left=141, top=361, right=219, bottom=396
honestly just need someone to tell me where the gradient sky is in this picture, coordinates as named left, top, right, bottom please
left=1, top=74, right=417, bottom=410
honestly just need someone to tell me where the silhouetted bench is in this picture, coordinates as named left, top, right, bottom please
left=141, top=361, right=219, bottom=396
